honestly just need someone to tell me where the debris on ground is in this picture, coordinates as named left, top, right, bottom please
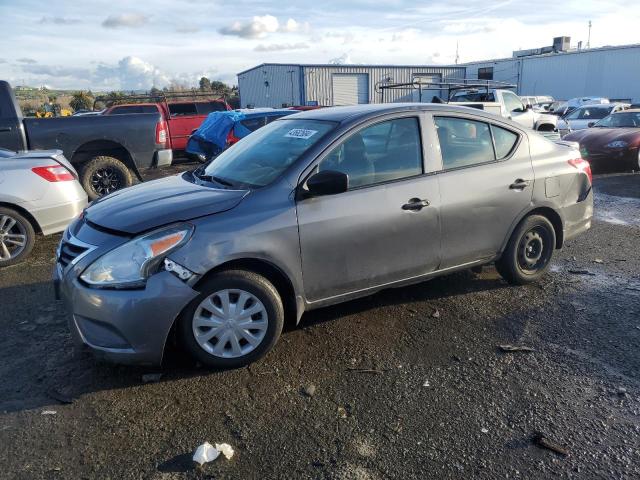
left=617, top=387, right=628, bottom=396
left=532, top=432, right=569, bottom=456
left=46, top=388, right=73, bottom=405
left=481, top=428, right=488, bottom=434
left=498, top=344, right=535, bottom=353
left=142, top=373, right=163, bottom=383
left=337, top=406, right=349, bottom=418
left=346, top=368, right=385, bottom=374
left=593, top=258, right=604, bottom=264
left=432, top=309, right=441, bottom=318
left=568, top=269, right=596, bottom=276
left=193, top=442, right=222, bottom=465
left=41, top=410, right=57, bottom=415
left=215, top=443, right=235, bottom=460
left=302, top=384, right=316, bottom=397
left=423, top=380, right=430, bottom=387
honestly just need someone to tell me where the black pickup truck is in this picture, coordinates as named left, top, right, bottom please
left=0, top=81, right=173, bottom=199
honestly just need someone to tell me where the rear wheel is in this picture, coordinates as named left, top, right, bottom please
left=179, top=270, right=284, bottom=369
left=0, top=207, right=36, bottom=267
left=495, top=215, right=556, bottom=285
left=80, top=156, right=133, bottom=200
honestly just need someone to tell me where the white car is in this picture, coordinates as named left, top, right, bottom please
left=558, top=103, right=629, bottom=137
left=0, top=149, right=87, bottom=266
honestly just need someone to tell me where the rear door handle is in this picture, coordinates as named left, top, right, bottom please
left=509, top=179, right=531, bottom=190
left=402, top=198, right=430, bottom=211
left=0, top=127, right=11, bottom=132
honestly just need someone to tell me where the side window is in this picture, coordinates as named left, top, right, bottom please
left=503, top=92, right=524, bottom=112
left=491, top=125, right=518, bottom=159
left=266, top=115, right=285, bottom=124
left=196, top=102, right=227, bottom=114
left=168, top=103, right=197, bottom=116
left=435, top=117, right=494, bottom=169
left=319, top=117, right=423, bottom=188
left=110, top=106, right=141, bottom=114
left=240, top=116, right=266, bottom=132
left=140, top=105, right=159, bottom=114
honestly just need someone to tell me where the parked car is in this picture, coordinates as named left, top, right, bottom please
left=55, top=103, right=593, bottom=368
left=0, top=81, right=172, bottom=200
left=564, top=109, right=640, bottom=172
left=553, top=97, right=610, bottom=118
left=557, top=103, right=629, bottom=137
left=186, top=108, right=296, bottom=160
left=103, top=98, right=231, bottom=155
left=520, top=95, right=554, bottom=108
left=0, top=148, right=86, bottom=266
left=450, top=88, right=558, bottom=132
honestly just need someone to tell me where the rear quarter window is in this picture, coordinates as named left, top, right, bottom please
left=491, top=125, right=519, bottom=159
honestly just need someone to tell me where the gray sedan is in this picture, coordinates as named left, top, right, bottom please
left=55, top=104, right=593, bottom=368
left=0, top=149, right=87, bottom=266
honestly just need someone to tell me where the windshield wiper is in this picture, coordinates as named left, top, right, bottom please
left=193, top=169, right=235, bottom=188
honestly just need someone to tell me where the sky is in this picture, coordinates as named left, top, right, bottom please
left=0, top=0, right=638, bottom=91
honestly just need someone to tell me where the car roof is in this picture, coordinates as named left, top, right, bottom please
left=237, top=108, right=295, bottom=117
left=287, top=103, right=507, bottom=123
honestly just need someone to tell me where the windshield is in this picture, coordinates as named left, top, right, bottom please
left=202, top=119, right=336, bottom=188
left=566, top=106, right=612, bottom=120
left=594, top=112, right=640, bottom=128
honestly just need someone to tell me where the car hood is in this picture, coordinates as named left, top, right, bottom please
left=564, top=127, right=640, bottom=147
left=85, top=173, right=249, bottom=234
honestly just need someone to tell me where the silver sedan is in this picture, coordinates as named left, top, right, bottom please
left=0, top=149, right=87, bottom=266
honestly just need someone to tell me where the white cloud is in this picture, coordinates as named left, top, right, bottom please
left=94, top=56, right=169, bottom=89
left=16, top=58, right=37, bottom=64
left=219, top=15, right=308, bottom=39
left=102, top=13, right=149, bottom=29
left=39, top=16, right=80, bottom=25
left=254, top=42, right=309, bottom=52
left=328, top=53, right=355, bottom=65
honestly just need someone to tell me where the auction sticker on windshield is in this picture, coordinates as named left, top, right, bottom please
left=285, top=129, right=318, bottom=139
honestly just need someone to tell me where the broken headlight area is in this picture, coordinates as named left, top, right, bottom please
left=163, top=258, right=195, bottom=282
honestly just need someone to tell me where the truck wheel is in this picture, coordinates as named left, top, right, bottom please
left=80, top=156, right=133, bottom=200
left=0, top=207, right=36, bottom=267
left=178, top=269, right=284, bottom=369
left=495, top=215, right=556, bottom=285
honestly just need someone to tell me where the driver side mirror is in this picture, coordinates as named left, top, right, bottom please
left=304, top=170, right=348, bottom=197
left=587, top=121, right=595, bottom=128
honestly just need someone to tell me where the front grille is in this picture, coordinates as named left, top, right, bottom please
left=58, top=240, right=89, bottom=268
left=57, top=234, right=95, bottom=269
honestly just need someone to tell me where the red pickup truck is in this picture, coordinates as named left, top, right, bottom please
left=103, top=98, right=231, bottom=154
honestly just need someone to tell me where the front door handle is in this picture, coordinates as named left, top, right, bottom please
left=509, top=179, right=531, bottom=190
left=402, top=198, right=430, bottom=211
left=0, top=127, right=11, bottom=132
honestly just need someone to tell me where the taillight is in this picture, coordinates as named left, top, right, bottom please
left=156, top=120, right=168, bottom=146
left=32, top=165, right=75, bottom=182
left=568, top=158, right=592, bottom=184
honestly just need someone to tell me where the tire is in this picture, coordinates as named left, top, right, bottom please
left=0, top=207, right=36, bottom=267
left=495, top=215, right=556, bottom=285
left=178, top=269, right=284, bottom=369
left=80, top=155, right=133, bottom=200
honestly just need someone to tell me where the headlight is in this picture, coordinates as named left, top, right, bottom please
left=606, top=140, right=628, bottom=149
left=80, top=223, right=193, bottom=288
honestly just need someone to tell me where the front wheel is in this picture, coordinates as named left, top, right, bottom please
left=495, top=215, right=556, bottom=285
left=80, top=156, right=133, bottom=200
left=179, top=270, right=284, bottom=369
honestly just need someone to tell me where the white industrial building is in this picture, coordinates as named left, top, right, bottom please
left=238, top=38, right=640, bottom=107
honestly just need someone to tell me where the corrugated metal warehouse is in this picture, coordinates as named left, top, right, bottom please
left=238, top=41, right=640, bottom=108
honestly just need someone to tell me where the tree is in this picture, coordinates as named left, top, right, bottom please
left=199, top=77, right=211, bottom=91
left=69, top=91, right=94, bottom=112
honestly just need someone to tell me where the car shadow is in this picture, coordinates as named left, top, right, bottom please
left=0, top=268, right=513, bottom=414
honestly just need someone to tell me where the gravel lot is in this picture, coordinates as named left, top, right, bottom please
left=1, top=173, right=639, bottom=479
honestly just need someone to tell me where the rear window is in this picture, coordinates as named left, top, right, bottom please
left=169, top=103, right=197, bottom=116
left=196, top=102, right=228, bottom=115
left=566, top=107, right=612, bottom=120
left=109, top=105, right=158, bottom=115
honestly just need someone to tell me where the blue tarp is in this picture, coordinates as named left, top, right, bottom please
left=186, top=110, right=247, bottom=157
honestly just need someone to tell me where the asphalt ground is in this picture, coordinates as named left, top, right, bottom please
left=0, top=173, right=639, bottom=479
